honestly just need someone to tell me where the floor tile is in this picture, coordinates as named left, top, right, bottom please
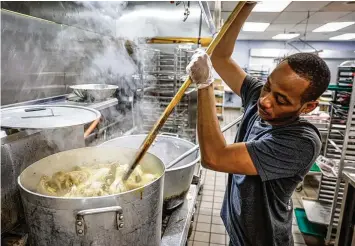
left=214, top=196, right=224, bottom=203
left=213, top=210, right=220, bottom=216
left=194, top=232, right=210, bottom=243
left=216, top=178, right=225, bottom=183
left=210, top=233, right=226, bottom=244
left=198, top=215, right=212, bottom=223
left=199, top=207, right=212, bottom=215
left=193, top=241, right=209, bottom=246
left=187, top=240, right=194, bottom=246
left=202, top=196, right=214, bottom=202
left=292, top=225, right=301, bottom=234
left=215, top=185, right=226, bottom=191
left=293, top=199, right=302, bottom=208
left=293, top=233, right=306, bottom=244
left=190, top=230, right=196, bottom=239
left=202, top=190, right=214, bottom=196
left=213, top=202, right=223, bottom=210
left=196, top=222, right=211, bottom=232
left=212, top=216, right=224, bottom=225
left=204, top=185, right=215, bottom=191
left=200, top=201, right=213, bottom=209
left=205, top=180, right=215, bottom=185
left=214, top=191, right=225, bottom=197
left=211, top=224, right=226, bottom=234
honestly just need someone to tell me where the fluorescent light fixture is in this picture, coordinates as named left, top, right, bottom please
left=272, top=33, right=300, bottom=40
left=313, top=22, right=355, bottom=32
left=252, top=1, right=291, bottom=12
left=329, top=33, right=355, bottom=40
left=242, top=22, right=270, bottom=32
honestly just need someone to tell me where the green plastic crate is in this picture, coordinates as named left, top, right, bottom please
left=310, top=163, right=321, bottom=173
left=294, top=208, right=327, bottom=238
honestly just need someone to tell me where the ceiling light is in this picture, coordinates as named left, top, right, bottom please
left=329, top=33, right=355, bottom=40
left=242, top=22, right=270, bottom=32
left=272, top=33, right=300, bottom=40
left=313, top=22, right=355, bottom=32
left=252, top=1, right=291, bottom=12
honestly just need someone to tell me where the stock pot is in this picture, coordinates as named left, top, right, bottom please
left=18, top=146, right=165, bottom=246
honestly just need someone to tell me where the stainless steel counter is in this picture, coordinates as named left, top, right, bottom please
left=161, top=184, right=198, bottom=246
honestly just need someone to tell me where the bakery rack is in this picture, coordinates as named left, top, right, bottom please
left=302, top=61, right=355, bottom=244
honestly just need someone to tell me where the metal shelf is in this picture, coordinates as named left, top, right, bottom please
left=321, top=67, right=355, bottom=244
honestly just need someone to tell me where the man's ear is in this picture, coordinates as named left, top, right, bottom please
left=302, top=101, right=319, bottom=114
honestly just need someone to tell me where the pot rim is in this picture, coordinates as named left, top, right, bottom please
left=17, top=146, right=165, bottom=200
left=100, top=134, right=201, bottom=171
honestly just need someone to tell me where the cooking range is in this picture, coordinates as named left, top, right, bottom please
left=1, top=93, right=203, bottom=246
left=1, top=184, right=200, bottom=246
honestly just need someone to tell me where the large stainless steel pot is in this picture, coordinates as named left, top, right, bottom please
left=100, top=134, right=200, bottom=210
left=18, top=146, right=165, bottom=246
left=70, top=84, right=118, bottom=101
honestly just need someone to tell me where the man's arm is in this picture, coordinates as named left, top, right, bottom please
left=197, top=85, right=257, bottom=175
left=210, top=3, right=256, bottom=96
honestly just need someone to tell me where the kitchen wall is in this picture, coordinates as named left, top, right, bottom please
left=0, top=2, right=142, bottom=106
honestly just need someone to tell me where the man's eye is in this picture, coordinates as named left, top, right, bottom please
left=263, top=84, right=271, bottom=92
left=276, top=96, right=286, bottom=105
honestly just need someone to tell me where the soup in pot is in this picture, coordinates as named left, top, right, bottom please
left=36, top=163, right=158, bottom=197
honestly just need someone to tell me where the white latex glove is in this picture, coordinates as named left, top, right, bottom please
left=186, top=49, right=214, bottom=89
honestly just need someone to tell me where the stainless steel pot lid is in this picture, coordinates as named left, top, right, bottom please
left=1, top=105, right=101, bottom=129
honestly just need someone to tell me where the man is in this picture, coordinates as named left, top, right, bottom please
left=186, top=2, right=331, bottom=246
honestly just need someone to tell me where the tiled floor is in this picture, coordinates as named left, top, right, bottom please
left=188, top=109, right=321, bottom=246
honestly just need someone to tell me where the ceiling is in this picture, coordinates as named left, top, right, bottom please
left=209, top=1, right=355, bottom=41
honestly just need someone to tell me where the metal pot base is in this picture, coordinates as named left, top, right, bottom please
left=164, top=189, right=189, bottom=212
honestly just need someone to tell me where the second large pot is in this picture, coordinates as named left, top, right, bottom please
left=100, top=134, right=200, bottom=210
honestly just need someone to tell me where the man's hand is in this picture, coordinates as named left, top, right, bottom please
left=186, top=49, right=214, bottom=89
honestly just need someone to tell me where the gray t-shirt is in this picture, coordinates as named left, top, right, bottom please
left=220, top=75, right=321, bottom=246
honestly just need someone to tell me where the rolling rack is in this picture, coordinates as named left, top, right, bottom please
left=138, top=46, right=197, bottom=142
left=244, top=67, right=269, bottom=83
left=302, top=61, right=355, bottom=244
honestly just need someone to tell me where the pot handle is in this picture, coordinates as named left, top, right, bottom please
left=159, top=132, right=179, bottom=138
left=75, top=206, right=124, bottom=236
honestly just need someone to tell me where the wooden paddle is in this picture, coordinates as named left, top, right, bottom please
left=123, top=1, right=247, bottom=181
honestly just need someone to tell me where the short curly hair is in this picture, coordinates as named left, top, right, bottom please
left=283, top=53, right=331, bottom=103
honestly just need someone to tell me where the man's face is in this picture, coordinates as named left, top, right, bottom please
left=258, top=61, right=317, bottom=125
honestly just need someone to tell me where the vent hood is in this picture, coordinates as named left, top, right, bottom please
left=119, top=1, right=215, bottom=39
left=1, top=1, right=215, bottom=39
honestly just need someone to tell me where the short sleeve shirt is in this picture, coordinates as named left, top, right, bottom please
left=220, top=75, right=321, bottom=246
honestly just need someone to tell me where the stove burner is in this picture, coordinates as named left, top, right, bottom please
left=1, top=222, right=29, bottom=246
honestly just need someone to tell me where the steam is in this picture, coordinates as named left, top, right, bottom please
left=2, top=1, right=197, bottom=143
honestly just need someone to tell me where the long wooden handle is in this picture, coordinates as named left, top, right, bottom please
left=123, top=1, right=246, bottom=181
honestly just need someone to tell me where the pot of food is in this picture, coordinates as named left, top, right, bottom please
left=18, top=146, right=165, bottom=246
left=70, top=84, right=118, bottom=102
left=100, top=134, right=200, bottom=210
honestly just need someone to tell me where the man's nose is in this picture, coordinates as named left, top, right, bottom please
left=260, top=95, right=272, bottom=109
